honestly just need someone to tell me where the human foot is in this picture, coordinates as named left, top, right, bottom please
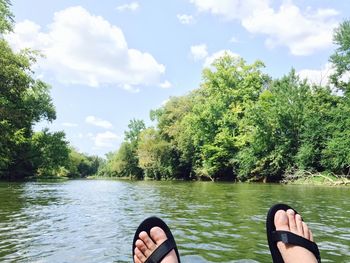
left=134, top=226, right=179, bottom=263
left=266, top=204, right=321, bottom=263
left=274, top=209, right=318, bottom=263
left=132, top=217, right=180, bottom=263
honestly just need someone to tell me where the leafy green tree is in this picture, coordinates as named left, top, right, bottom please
left=296, top=86, right=340, bottom=172
left=0, top=39, right=56, bottom=179
left=322, top=19, right=350, bottom=175
left=30, top=129, right=69, bottom=177
left=137, top=128, right=174, bottom=180
left=237, top=71, right=310, bottom=181
left=0, top=1, right=66, bottom=180
left=330, top=20, right=350, bottom=95
left=321, top=103, right=350, bottom=174
left=0, top=0, right=13, bottom=33
left=124, top=119, right=146, bottom=144
left=180, top=54, right=268, bottom=180
left=150, top=95, right=196, bottom=179
left=101, top=119, right=145, bottom=179
left=102, top=141, right=143, bottom=178
left=67, top=148, right=102, bottom=178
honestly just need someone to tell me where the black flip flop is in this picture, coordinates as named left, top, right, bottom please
left=266, top=204, right=321, bottom=263
left=132, top=216, right=181, bottom=263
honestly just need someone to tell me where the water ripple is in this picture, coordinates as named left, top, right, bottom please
left=0, top=180, right=348, bottom=262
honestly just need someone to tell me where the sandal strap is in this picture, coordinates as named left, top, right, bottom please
left=272, top=230, right=321, bottom=263
left=145, top=239, right=175, bottom=263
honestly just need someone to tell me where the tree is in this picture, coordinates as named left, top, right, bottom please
left=101, top=119, right=145, bottom=179
left=0, top=39, right=57, bottom=179
left=67, top=148, right=102, bottom=178
left=30, top=129, right=69, bottom=177
left=0, top=1, right=65, bottom=180
left=330, top=20, right=350, bottom=95
left=180, top=54, right=268, bottom=180
left=237, top=70, right=310, bottom=181
left=150, top=95, right=196, bottom=179
left=323, top=19, right=350, bottom=175
left=0, top=0, right=13, bottom=33
left=124, top=119, right=146, bottom=144
left=137, top=128, right=174, bottom=180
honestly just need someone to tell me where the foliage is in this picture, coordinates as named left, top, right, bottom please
left=2, top=0, right=349, bottom=182
left=330, top=20, right=350, bottom=95
left=101, top=119, right=145, bottom=179
left=0, top=2, right=101, bottom=180
left=137, top=128, right=174, bottom=180
left=30, top=129, right=69, bottom=177
left=0, top=38, right=57, bottom=179
left=177, top=55, right=268, bottom=180
left=108, top=35, right=350, bottom=181
left=0, top=0, right=13, bottom=33
left=67, top=148, right=102, bottom=178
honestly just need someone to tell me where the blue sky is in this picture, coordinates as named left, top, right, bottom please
left=6, top=0, right=350, bottom=157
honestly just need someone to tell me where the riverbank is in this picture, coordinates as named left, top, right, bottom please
left=88, top=173, right=350, bottom=186
left=282, top=172, right=350, bottom=186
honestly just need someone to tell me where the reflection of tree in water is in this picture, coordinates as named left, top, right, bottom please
left=0, top=182, right=27, bottom=259
left=0, top=182, right=68, bottom=261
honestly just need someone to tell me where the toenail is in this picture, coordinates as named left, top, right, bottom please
left=287, top=209, right=295, bottom=215
left=139, top=231, right=147, bottom=238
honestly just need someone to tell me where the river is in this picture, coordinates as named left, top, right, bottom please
left=0, top=180, right=349, bottom=262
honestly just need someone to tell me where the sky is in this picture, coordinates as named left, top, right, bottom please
left=5, top=0, right=350, bottom=157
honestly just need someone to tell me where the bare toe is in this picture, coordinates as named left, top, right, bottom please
left=286, top=209, right=298, bottom=234
left=295, top=214, right=304, bottom=236
left=273, top=207, right=318, bottom=263
left=134, top=226, right=179, bottom=263
left=149, top=227, right=179, bottom=263
left=139, top=231, right=157, bottom=250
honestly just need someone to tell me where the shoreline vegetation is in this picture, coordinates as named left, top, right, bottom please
left=1, top=1, right=350, bottom=185
left=87, top=173, right=350, bottom=187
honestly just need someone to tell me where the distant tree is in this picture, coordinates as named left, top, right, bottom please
left=101, top=119, right=145, bottom=179
left=31, top=129, right=69, bottom=177
left=0, top=39, right=57, bottom=179
left=237, top=70, right=311, bottom=181
left=182, top=54, right=268, bottom=180
left=67, top=148, right=102, bottom=178
left=330, top=20, right=350, bottom=95
left=137, top=128, right=174, bottom=180
left=322, top=19, right=350, bottom=175
left=124, top=119, right=146, bottom=144
left=0, top=1, right=69, bottom=180
left=0, top=0, right=13, bottom=33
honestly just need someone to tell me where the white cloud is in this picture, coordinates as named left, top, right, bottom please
left=122, top=84, right=140, bottom=93
left=159, top=80, right=172, bottom=89
left=116, top=2, right=139, bottom=12
left=203, top=50, right=240, bottom=68
left=190, top=44, right=208, bottom=60
left=161, top=99, right=170, bottom=106
left=298, top=63, right=334, bottom=86
left=298, top=63, right=350, bottom=86
left=190, top=0, right=339, bottom=55
left=190, top=0, right=270, bottom=20
left=229, top=36, right=239, bottom=43
left=94, top=131, right=120, bottom=148
left=62, top=122, right=78, bottom=127
left=177, top=14, right=195, bottom=24
left=5, top=6, right=165, bottom=89
left=85, top=116, right=113, bottom=129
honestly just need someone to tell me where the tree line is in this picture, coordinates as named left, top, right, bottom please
left=0, top=0, right=102, bottom=180
left=1, top=0, right=349, bottom=182
left=100, top=20, right=350, bottom=182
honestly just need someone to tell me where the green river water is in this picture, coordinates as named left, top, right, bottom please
left=0, top=180, right=349, bottom=262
